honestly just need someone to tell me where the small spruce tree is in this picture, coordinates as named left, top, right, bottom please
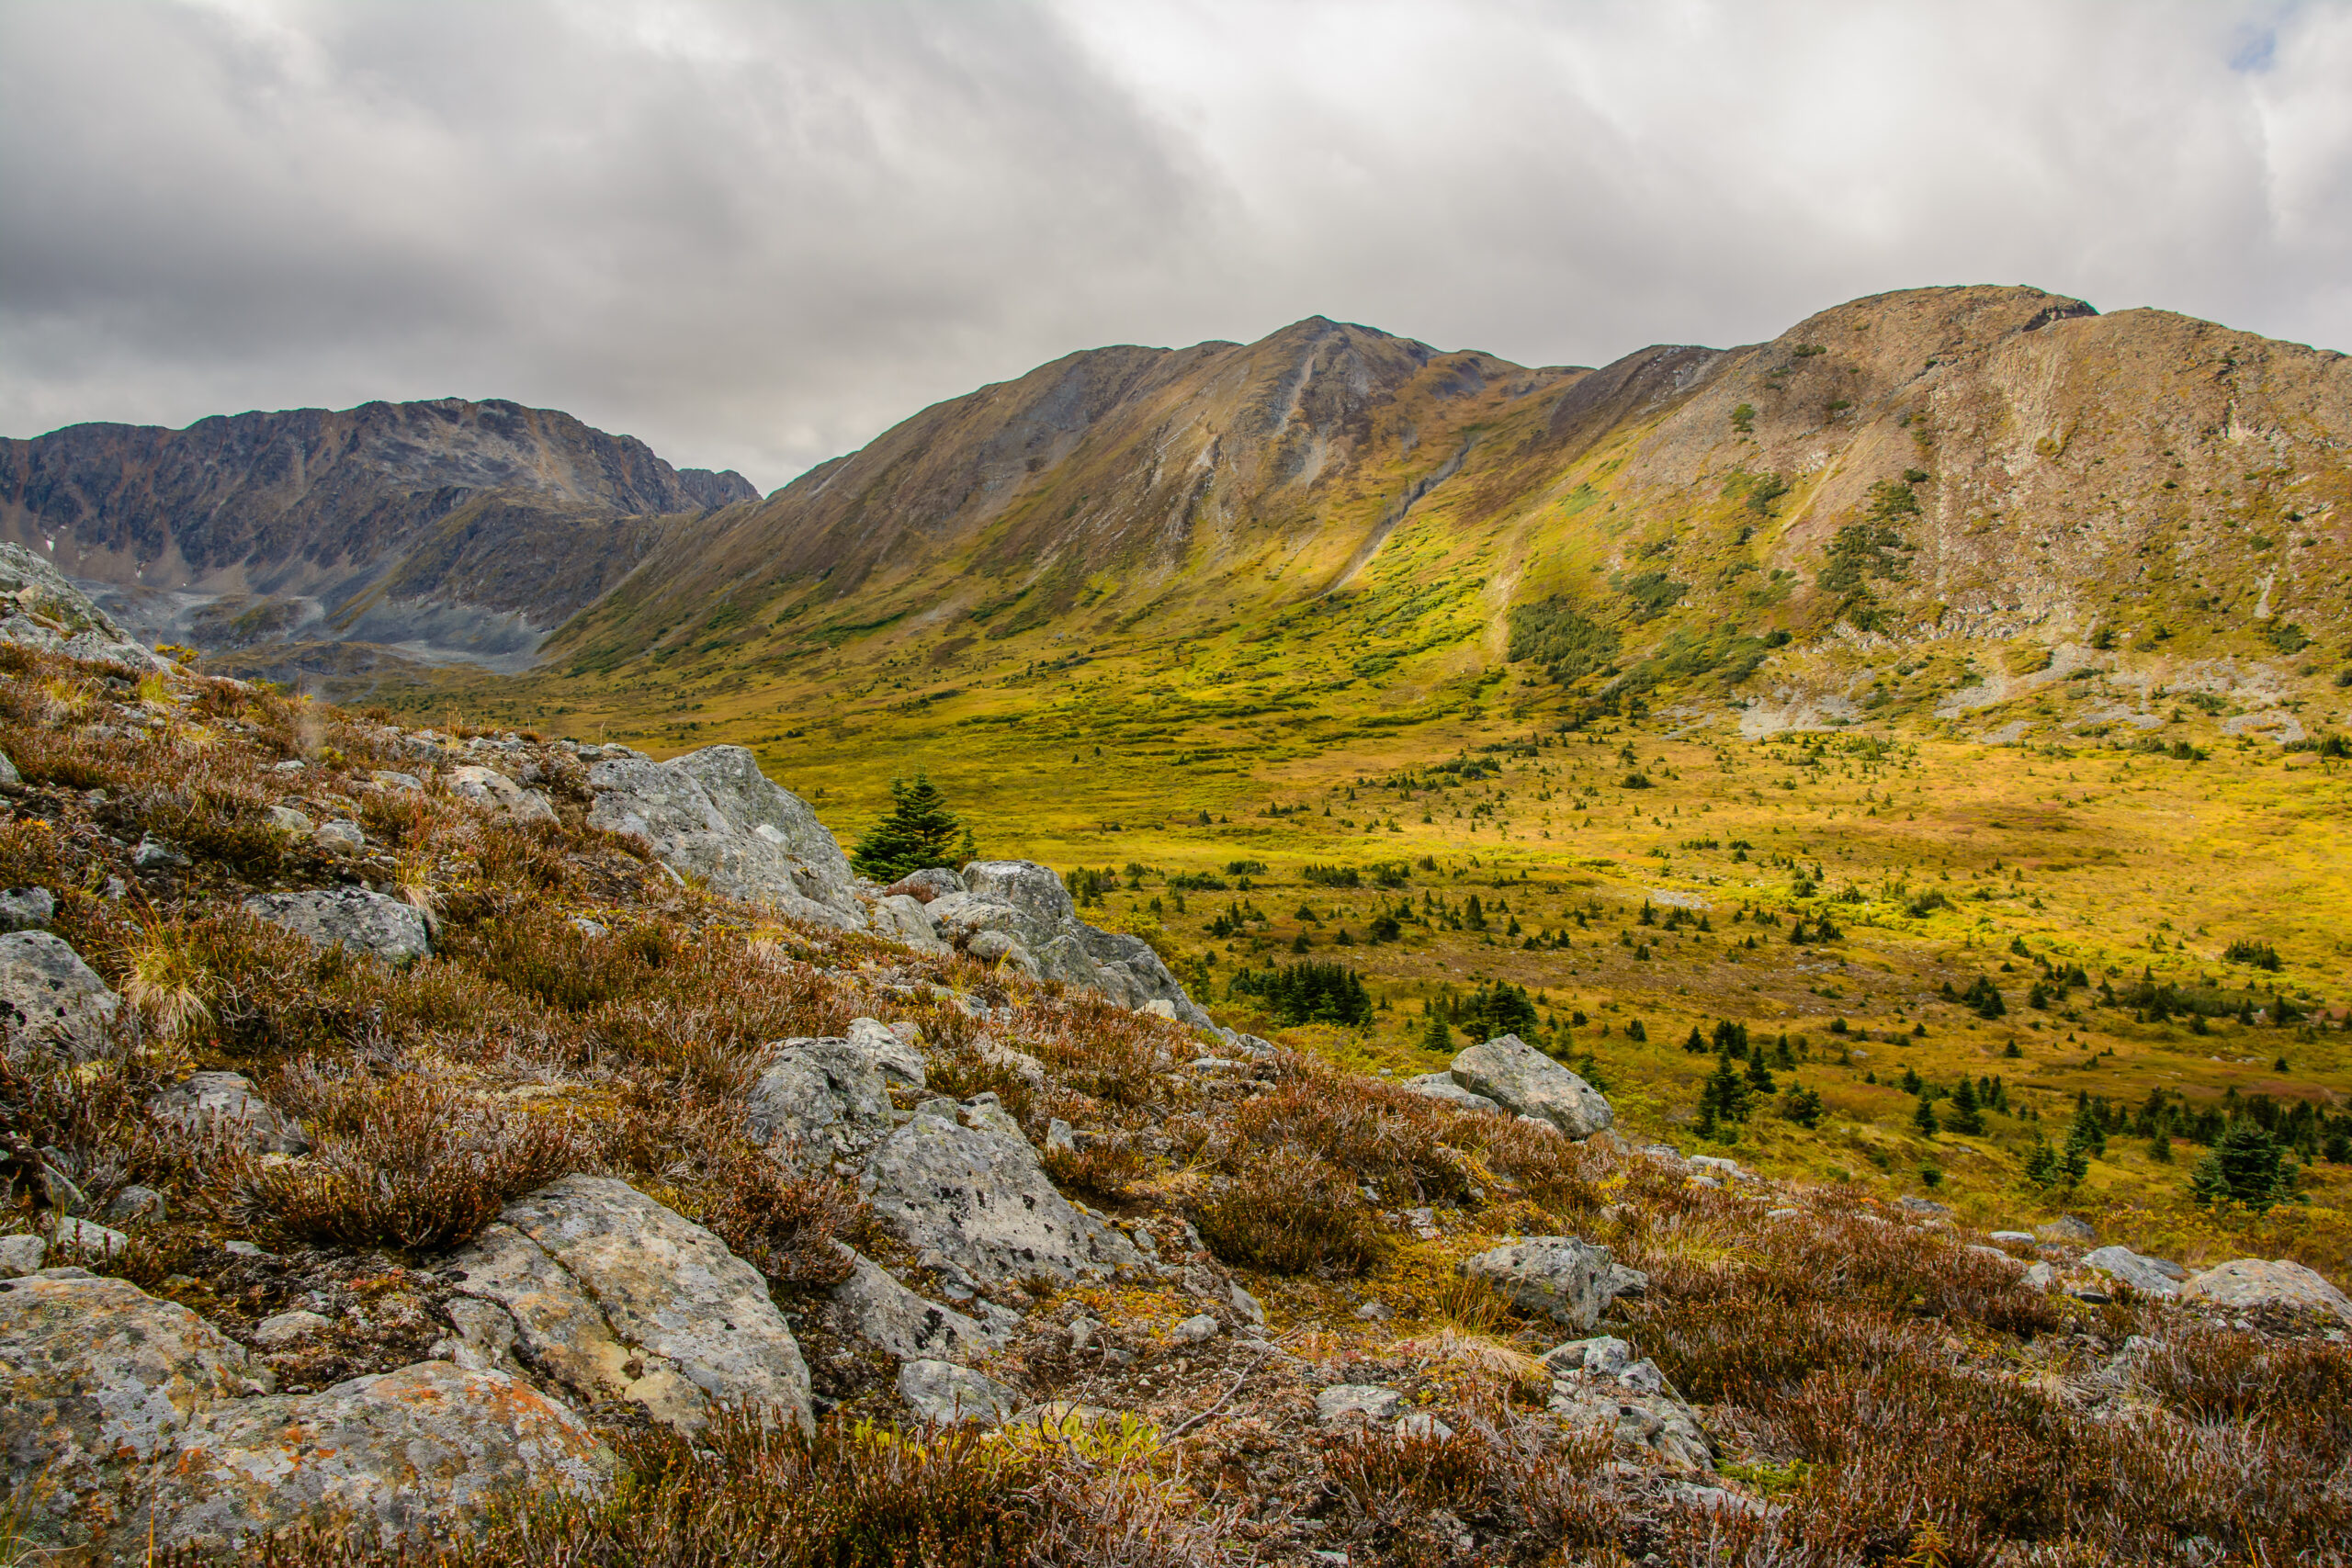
left=849, top=774, right=965, bottom=881
left=1913, top=1097, right=1940, bottom=1138
left=2189, top=1122, right=2297, bottom=1211
left=1944, top=1076, right=1986, bottom=1135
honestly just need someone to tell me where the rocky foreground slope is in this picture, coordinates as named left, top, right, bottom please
left=1, top=583, right=2348, bottom=1565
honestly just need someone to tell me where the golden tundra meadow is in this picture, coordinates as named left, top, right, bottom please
left=389, top=661, right=2352, bottom=1274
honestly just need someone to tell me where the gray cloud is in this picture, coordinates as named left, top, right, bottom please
left=4, top=0, right=2347, bottom=489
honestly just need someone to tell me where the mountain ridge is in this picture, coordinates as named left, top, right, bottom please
left=0, top=395, right=757, bottom=672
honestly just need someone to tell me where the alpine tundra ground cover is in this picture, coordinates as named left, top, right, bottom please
left=3, top=640, right=2349, bottom=1567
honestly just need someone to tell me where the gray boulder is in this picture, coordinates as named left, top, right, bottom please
left=869, top=893, right=951, bottom=953
left=0, top=886, right=54, bottom=931
left=1315, top=1383, right=1403, bottom=1423
left=1547, top=1354, right=1713, bottom=1473
left=148, top=1070, right=310, bottom=1156
left=0, top=541, right=165, bottom=668
left=848, top=1016, right=927, bottom=1088
left=885, top=868, right=966, bottom=902
left=585, top=745, right=859, bottom=927
left=827, top=1247, right=1009, bottom=1364
left=746, top=1032, right=905, bottom=1165
left=2, top=1269, right=273, bottom=1557
left=1449, top=1035, right=1613, bottom=1139
left=446, top=1176, right=813, bottom=1434
left=925, top=860, right=1211, bottom=1025
left=1398, top=1072, right=1502, bottom=1112
left=859, top=1113, right=1146, bottom=1286
left=0, top=931, right=120, bottom=1062
left=446, top=765, right=557, bottom=823
left=2182, top=1258, right=2352, bottom=1325
left=1461, top=1237, right=1646, bottom=1331
left=2082, top=1247, right=2182, bottom=1298
left=0, top=749, right=17, bottom=790
left=150, top=1361, right=612, bottom=1557
left=898, top=1359, right=1020, bottom=1426
left=0, top=1234, right=46, bottom=1276
left=243, top=887, right=430, bottom=965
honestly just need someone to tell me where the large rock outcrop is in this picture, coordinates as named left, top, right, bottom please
left=858, top=1107, right=1147, bottom=1286
left=445, top=1176, right=814, bottom=1434
left=1447, top=1034, right=1614, bottom=1139
left=0, top=1269, right=608, bottom=1561
left=149, top=1362, right=612, bottom=1557
left=921, top=861, right=1211, bottom=1025
left=583, top=745, right=860, bottom=929
left=0, top=541, right=164, bottom=668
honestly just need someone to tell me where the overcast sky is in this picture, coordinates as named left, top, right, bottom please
left=4, top=0, right=2348, bottom=490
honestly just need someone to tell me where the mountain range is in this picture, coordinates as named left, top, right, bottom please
left=0, top=397, right=755, bottom=674
left=6, top=285, right=2347, bottom=742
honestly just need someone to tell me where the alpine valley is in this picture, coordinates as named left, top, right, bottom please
left=5, top=283, right=2352, bottom=1565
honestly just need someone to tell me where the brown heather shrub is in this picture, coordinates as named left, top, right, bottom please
left=1621, top=1296, right=1930, bottom=1404
left=1012, top=997, right=1184, bottom=1106
left=220, top=1412, right=1048, bottom=1568
left=1185, top=1145, right=1385, bottom=1274
left=235, top=1069, right=591, bottom=1251
left=1229, top=1072, right=1477, bottom=1204
left=2131, top=1321, right=2352, bottom=1446
left=1041, top=1134, right=1147, bottom=1201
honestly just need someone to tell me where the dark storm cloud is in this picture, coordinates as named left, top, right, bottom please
left=4, top=0, right=2348, bottom=488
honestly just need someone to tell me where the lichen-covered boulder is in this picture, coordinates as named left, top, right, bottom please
left=2182, top=1258, right=2352, bottom=1325
left=243, top=887, right=431, bottom=965
left=148, top=1362, right=612, bottom=1556
left=1398, top=1072, right=1503, bottom=1112
left=2082, top=1246, right=2182, bottom=1298
left=747, top=1037, right=897, bottom=1165
left=921, top=861, right=1211, bottom=1024
left=0, top=930, right=121, bottom=1063
left=446, top=1176, right=813, bottom=1434
left=0, top=1269, right=267, bottom=1557
left=0, top=886, right=54, bottom=931
left=859, top=1112, right=1145, bottom=1286
left=828, top=1247, right=1009, bottom=1364
left=446, top=765, right=557, bottom=823
left=897, top=1359, right=1020, bottom=1426
left=585, top=745, right=859, bottom=928
left=1449, top=1034, right=1614, bottom=1139
left=1461, top=1237, right=1646, bottom=1331
left=148, top=1070, right=310, bottom=1156
left=0, top=541, right=165, bottom=668
left=869, top=893, right=951, bottom=953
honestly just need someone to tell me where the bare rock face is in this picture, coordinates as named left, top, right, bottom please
left=446, top=764, right=557, bottom=823
left=883, top=867, right=965, bottom=903
left=1448, top=1034, right=1614, bottom=1139
left=747, top=1037, right=898, bottom=1165
left=2183, top=1258, right=2352, bottom=1325
left=0, top=930, right=121, bottom=1063
left=446, top=1176, right=813, bottom=1435
left=0, top=886, right=54, bottom=931
left=921, top=860, right=1211, bottom=1025
left=0, top=541, right=164, bottom=668
left=828, top=1247, right=1009, bottom=1364
left=147, top=1070, right=310, bottom=1156
left=584, top=745, right=859, bottom=928
left=1460, top=1237, right=1646, bottom=1331
left=896, top=1359, right=1020, bottom=1426
left=243, top=887, right=431, bottom=965
left=149, top=1362, right=612, bottom=1558
left=858, top=1111, right=1146, bottom=1286
left=0, top=1269, right=266, bottom=1557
